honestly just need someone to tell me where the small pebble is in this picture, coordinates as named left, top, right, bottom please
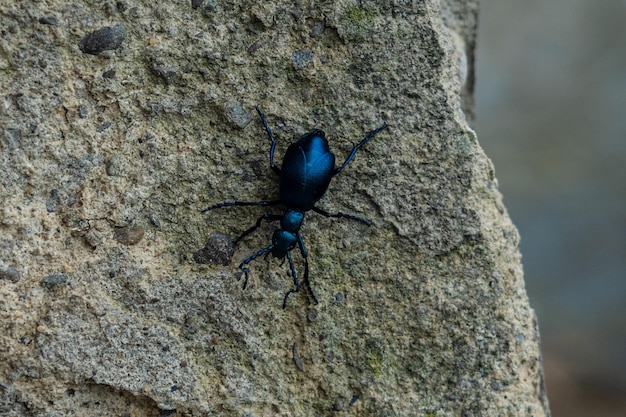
left=0, top=266, right=20, bottom=282
left=79, top=24, right=126, bottom=55
left=40, top=274, right=68, bottom=289
left=292, top=50, right=314, bottom=69
left=149, top=214, right=161, bottom=228
left=292, top=343, right=304, bottom=371
left=114, top=225, right=145, bottom=245
left=102, top=69, right=116, bottom=79
left=39, top=16, right=58, bottom=26
left=193, top=233, right=234, bottom=265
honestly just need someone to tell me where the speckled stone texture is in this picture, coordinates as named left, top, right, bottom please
left=0, top=1, right=550, bottom=416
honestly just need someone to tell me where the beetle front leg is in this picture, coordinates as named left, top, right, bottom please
left=297, top=232, right=318, bottom=306
left=282, top=252, right=301, bottom=309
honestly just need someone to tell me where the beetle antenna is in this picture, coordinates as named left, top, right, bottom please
left=239, top=245, right=273, bottom=289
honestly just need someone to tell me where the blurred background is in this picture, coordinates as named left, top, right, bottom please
left=475, top=0, right=626, bottom=416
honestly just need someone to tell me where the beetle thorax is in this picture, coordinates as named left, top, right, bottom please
left=281, top=209, right=304, bottom=233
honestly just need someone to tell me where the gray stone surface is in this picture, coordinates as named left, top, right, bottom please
left=0, top=1, right=549, bottom=416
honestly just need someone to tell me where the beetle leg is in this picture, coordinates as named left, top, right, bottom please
left=255, top=105, right=281, bottom=176
left=312, top=207, right=371, bottom=226
left=297, top=232, right=318, bottom=306
left=201, top=200, right=280, bottom=213
left=282, top=251, right=301, bottom=309
left=302, top=257, right=317, bottom=306
left=239, top=245, right=273, bottom=289
left=233, top=213, right=282, bottom=245
left=334, top=123, right=388, bottom=175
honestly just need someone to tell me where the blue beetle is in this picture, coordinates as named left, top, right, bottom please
left=202, top=106, right=387, bottom=308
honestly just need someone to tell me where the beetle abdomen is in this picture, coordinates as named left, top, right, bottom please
left=280, top=131, right=335, bottom=210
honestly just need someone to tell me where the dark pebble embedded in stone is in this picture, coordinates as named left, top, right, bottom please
left=193, top=232, right=234, bottom=265
left=114, top=225, right=145, bottom=245
left=149, top=214, right=161, bottom=228
left=102, top=69, right=116, bottom=78
left=0, top=266, right=20, bottom=282
left=41, top=274, right=68, bottom=289
left=292, top=49, right=314, bottom=69
left=39, top=16, right=58, bottom=26
left=292, top=343, right=304, bottom=371
left=79, top=24, right=126, bottom=55
left=247, top=38, right=263, bottom=54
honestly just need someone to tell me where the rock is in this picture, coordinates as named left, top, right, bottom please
left=79, top=24, right=126, bottom=55
left=40, top=274, right=68, bottom=289
left=193, top=233, right=234, bottom=266
left=0, top=1, right=550, bottom=416
left=114, top=225, right=145, bottom=245
left=291, top=49, right=314, bottom=69
left=0, top=266, right=20, bottom=282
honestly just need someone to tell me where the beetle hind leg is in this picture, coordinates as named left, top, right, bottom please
left=312, top=207, right=371, bottom=226
left=334, top=122, right=388, bottom=175
left=255, top=105, right=281, bottom=176
left=201, top=200, right=280, bottom=213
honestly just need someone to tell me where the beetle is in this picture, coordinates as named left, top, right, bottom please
left=202, top=106, right=387, bottom=308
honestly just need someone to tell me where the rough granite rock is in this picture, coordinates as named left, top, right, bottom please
left=0, top=1, right=550, bottom=416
